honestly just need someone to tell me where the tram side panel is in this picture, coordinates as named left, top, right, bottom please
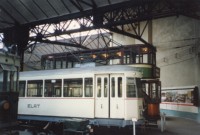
left=124, top=77, right=144, bottom=120
left=18, top=98, right=95, bottom=119
left=124, top=98, right=143, bottom=120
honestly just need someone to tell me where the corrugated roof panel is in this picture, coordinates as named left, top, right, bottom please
left=20, top=0, right=48, bottom=20
left=0, top=11, right=14, bottom=29
left=94, top=0, right=128, bottom=7
left=33, top=0, right=58, bottom=18
left=94, top=0, right=110, bottom=7
left=47, top=0, right=71, bottom=15
left=10, top=0, right=36, bottom=22
left=61, top=1, right=81, bottom=13
left=1, top=0, right=28, bottom=24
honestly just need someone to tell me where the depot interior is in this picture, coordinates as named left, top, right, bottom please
left=0, top=0, right=200, bottom=123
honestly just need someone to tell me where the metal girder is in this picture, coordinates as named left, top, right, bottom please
left=19, top=0, right=200, bottom=28
left=2, top=0, right=200, bottom=53
left=29, top=38, right=89, bottom=50
left=28, top=0, right=200, bottom=48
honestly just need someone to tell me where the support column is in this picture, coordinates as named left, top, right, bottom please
left=148, top=20, right=153, bottom=44
left=3, top=26, right=29, bottom=71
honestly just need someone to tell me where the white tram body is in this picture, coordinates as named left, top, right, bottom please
left=18, top=65, right=144, bottom=126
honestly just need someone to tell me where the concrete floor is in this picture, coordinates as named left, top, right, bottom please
left=147, top=117, right=200, bottom=135
left=1, top=116, right=200, bottom=135
left=94, top=116, right=200, bottom=135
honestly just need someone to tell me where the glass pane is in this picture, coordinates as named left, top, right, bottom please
left=136, top=55, right=139, bottom=63
left=118, top=77, right=122, bottom=97
left=85, top=78, right=93, bottom=97
left=111, top=77, right=115, bottom=97
left=104, top=77, right=108, bottom=97
left=127, top=78, right=136, bottom=97
left=19, top=81, right=26, bottom=97
left=152, top=83, right=156, bottom=98
left=56, top=60, right=62, bottom=69
left=97, top=78, right=101, bottom=97
left=8, top=71, right=17, bottom=92
left=45, top=79, right=62, bottom=97
left=27, top=80, right=43, bottom=97
left=67, top=62, right=73, bottom=68
left=62, top=60, right=66, bottom=69
left=64, top=78, right=83, bottom=97
left=143, top=54, right=148, bottom=63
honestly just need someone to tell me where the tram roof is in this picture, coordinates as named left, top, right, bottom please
left=19, top=64, right=142, bottom=79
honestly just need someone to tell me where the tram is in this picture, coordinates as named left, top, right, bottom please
left=0, top=52, right=20, bottom=129
left=18, top=44, right=161, bottom=130
left=18, top=64, right=144, bottom=127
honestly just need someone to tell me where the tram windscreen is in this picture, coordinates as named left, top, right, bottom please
left=126, top=78, right=142, bottom=98
left=126, top=78, right=137, bottom=97
left=0, top=69, right=18, bottom=92
left=8, top=71, right=18, bottom=92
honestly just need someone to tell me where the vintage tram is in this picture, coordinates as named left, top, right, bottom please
left=0, top=52, right=20, bottom=129
left=17, top=44, right=161, bottom=130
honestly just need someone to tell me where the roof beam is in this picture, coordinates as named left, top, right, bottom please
left=107, top=27, right=150, bottom=45
left=29, top=38, right=89, bottom=50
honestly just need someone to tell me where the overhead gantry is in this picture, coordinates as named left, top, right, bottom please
left=0, top=0, right=199, bottom=70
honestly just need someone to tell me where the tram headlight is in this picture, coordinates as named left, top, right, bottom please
left=0, top=100, right=10, bottom=111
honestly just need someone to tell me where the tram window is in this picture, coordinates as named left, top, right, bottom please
left=45, top=60, right=51, bottom=69
left=56, top=60, right=62, bottom=69
left=45, top=79, right=62, bottom=97
left=124, top=55, right=130, bottom=64
left=151, top=83, right=156, bottom=98
left=64, top=78, right=83, bottom=97
left=85, top=78, right=93, bottom=97
left=8, top=71, right=18, bottom=92
left=62, top=60, right=67, bottom=69
left=127, top=78, right=136, bottom=97
left=111, top=77, right=115, bottom=97
left=143, top=54, right=148, bottom=63
left=97, top=78, right=101, bottom=97
left=118, top=77, right=122, bottom=97
left=46, top=60, right=54, bottom=69
left=67, top=62, right=73, bottom=68
left=19, top=81, right=26, bottom=97
left=136, top=55, right=143, bottom=63
left=104, top=77, right=108, bottom=97
left=136, top=55, right=139, bottom=63
left=27, top=80, right=43, bottom=97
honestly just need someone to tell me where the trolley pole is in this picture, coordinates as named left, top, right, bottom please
left=132, top=118, right=137, bottom=135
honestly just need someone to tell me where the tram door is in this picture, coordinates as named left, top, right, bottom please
left=95, top=74, right=109, bottom=118
left=110, top=74, right=124, bottom=118
left=95, top=74, right=124, bottom=118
